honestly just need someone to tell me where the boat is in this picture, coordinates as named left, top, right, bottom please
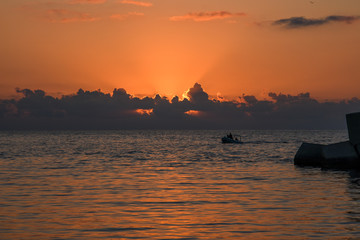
left=221, top=135, right=242, bottom=144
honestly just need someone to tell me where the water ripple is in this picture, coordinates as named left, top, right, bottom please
left=0, top=130, right=359, bottom=239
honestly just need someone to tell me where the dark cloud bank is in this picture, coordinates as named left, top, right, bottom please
left=1, top=83, right=359, bottom=130
left=274, top=15, right=360, bottom=28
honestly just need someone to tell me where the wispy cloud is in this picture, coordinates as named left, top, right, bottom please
left=45, top=9, right=100, bottom=23
left=69, top=0, right=107, bottom=4
left=119, top=0, right=153, bottom=7
left=273, top=15, right=360, bottom=28
left=170, top=11, right=245, bottom=22
left=110, top=12, right=144, bottom=20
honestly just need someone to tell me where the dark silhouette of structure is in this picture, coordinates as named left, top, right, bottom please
left=294, top=112, right=360, bottom=169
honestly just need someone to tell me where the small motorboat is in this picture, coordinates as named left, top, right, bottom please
left=221, top=135, right=242, bottom=144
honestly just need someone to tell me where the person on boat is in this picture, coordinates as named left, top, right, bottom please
left=227, top=132, right=233, bottom=139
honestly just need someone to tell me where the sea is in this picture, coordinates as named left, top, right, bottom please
left=0, top=130, right=360, bottom=239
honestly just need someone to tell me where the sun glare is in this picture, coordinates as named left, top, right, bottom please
left=184, top=110, right=201, bottom=116
left=135, top=109, right=154, bottom=115
left=182, top=90, right=190, bottom=100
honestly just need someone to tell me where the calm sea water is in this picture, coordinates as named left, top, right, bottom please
left=0, top=130, right=360, bottom=239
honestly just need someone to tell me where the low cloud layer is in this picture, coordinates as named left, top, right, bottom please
left=170, top=11, right=245, bottom=22
left=1, top=83, right=359, bottom=130
left=274, top=15, right=360, bottom=28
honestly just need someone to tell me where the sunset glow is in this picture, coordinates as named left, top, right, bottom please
left=2, top=1, right=360, bottom=237
left=184, top=110, right=202, bottom=117
left=1, top=0, right=360, bottom=100
left=135, top=108, right=153, bottom=115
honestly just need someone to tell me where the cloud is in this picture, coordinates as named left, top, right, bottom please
left=68, top=0, right=107, bottom=4
left=1, top=83, right=360, bottom=130
left=273, top=15, right=360, bottom=28
left=110, top=12, right=144, bottom=20
left=119, top=0, right=153, bottom=7
left=45, top=9, right=100, bottom=23
left=187, top=83, right=209, bottom=104
left=170, top=11, right=245, bottom=22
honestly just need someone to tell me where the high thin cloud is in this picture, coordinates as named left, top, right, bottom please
left=45, top=9, right=100, bottom=23
left=119, top=0, right=153, bottom=7
left=170, top=11, right=245, bottom=22
left=1, top=83, right=359, bottom=130
left=274, top=15, right=360, bottom=28
left=110, top=12, right=144, bottom=20
left=69, top=0, right=107, bottom=4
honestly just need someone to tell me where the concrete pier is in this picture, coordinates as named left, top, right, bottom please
left=294, top=112, right=360, bottom=169
left=294, top=143, right=324, bottom=167
left=321, top=141, right=360, bottom=169
left=347, top=112, right=360, bottom=145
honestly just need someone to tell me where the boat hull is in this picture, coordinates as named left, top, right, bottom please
left=222, top=137, right=242, bottom=144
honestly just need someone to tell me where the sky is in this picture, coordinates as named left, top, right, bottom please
left=1, top=0, right=360, bottom=101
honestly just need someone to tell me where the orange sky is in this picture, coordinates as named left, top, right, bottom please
left=1, top=0, right=360, bottom=100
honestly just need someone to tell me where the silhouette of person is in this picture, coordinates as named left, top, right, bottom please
left=228, top=132, right=233, bottom=139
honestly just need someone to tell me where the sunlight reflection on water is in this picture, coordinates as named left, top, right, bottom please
left=0, top=130, right=360, bottom=239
